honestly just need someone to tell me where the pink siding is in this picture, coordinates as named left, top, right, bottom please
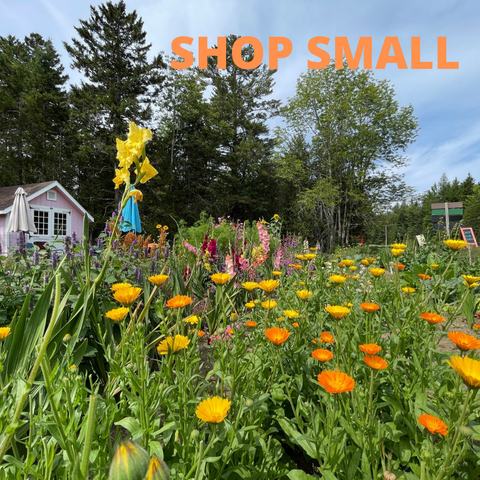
left=0, top=215, right=5, bottom=254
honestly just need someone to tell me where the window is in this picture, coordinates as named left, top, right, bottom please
left=47, top=191, right=57, bottom=201
left=33, top=210, right=49, bottom=235
left=54, top=212, right=67, bottom=235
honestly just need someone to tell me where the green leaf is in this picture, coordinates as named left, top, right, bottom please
left=287, top=469, right=319, bottom=480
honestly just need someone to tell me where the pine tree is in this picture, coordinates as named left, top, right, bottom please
left=64, top=0, right=165, bottom=229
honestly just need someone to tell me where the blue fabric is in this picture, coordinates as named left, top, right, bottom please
left=120, top=188, right=142, bottom=233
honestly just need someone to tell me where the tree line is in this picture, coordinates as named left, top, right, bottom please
left=1, top=1, right=476, bottom=249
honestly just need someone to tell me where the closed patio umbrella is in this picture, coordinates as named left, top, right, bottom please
left=120, top=187, right=142, bottom=233
left=6, top=187, right=37, bottom=233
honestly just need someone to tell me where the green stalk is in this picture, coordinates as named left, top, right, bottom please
left=0, top=274, right=62, bottom=462
left=80, top=395, right=98, bottom=478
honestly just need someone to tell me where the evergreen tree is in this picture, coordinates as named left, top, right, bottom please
left=64, top=0, right=165, bottom=230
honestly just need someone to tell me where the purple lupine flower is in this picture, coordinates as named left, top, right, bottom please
left=154, top=249, right=160, bottom=261
left=17, top=231, right=26, bottom=255
left=51, top=251, right=58, bottom=269
left=71, top=232, right=77, bottom=244
left=134, top=251, right=139, bottom=259
left=33, top=249, right=39, bottom=266
left=164, top=245, right=170, bottom=260
left=144, top=247, right=149, bottom=257
left=113, top=240, right=118, bottom=249
left=129, top=246, right=133, bottom=254
left=93, top=259, right=101, bottom=268
left=135, top=267, right=142, bottom=284
left=44, top=274, right=49, bottom=283
left=89, top=246, right=94, bottom=257
left=97, top=237, right=104, bottom=248
left=151, top=258, right=156, bottom=273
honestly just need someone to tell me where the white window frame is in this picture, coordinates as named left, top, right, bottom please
left=30, top=206, right=71, bottom=238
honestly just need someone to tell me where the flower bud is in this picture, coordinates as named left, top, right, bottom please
left=63, top=333, right=72, bottom=344
left=217, top=327, right=226, bottom=335
left=459, top=425, right=473, bottom=438
left=246, top=398, right=254, bottom=408
left=190, top=429, right=200, bottom=441
left=383, top=472, right=396, bottom=480
left=144, top=455, right=170, bottom=480
left=108, top=440, right=149, bottom=480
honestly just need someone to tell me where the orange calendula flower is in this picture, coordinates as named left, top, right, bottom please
left=359, top=343, right=382, bottom=355
left=111, top=282, right=132, bottom=292
left=473, top=323, right=480, bottom=331
left=245, top=321, right=257, bottom=328
left=258, top=279, right=280, bottom=293
left=196, top=397, right=231, bottom=423
left=391, top=248, right=405, bottom=257
left=448, top=332, right=480, bottom=351
left=262, top=300, right=277, bottom=310
left=417, top=414, right=448, bottom=436
left=293, top=265, right=302, bottom=270
left=418, top=274, right=431, bottom=281
left=272, top=271, right=282, bottom=276
left=114, top=287, right=142, bottom=306
left=461, top=275, right=480, bottom=285
left=312, top=349, right=333, bottom=362
left=443, top=239, right=468, bottom=251
left=166, top=295, right=193, bottom=309
left=329, top=275, right=347, bottom=284
left=148, top=274, right=168, bottom=285
left=283, top=310, right=300, bottom=319
left=0, top=327, right=11, bottom=341
left=211, top=273, right=231, bottom=285
left=320, top=332, right=335, bottom=343
left=341, top=259, right=354, bottom=267
left=265, top=327, right=290, bottom=345
left=317, top=371, right=355, bottom=394
left=157, top=335, right=190, bottom=355
left=447, top=356, right=480, bottom=389
left=292, top=322, right=299, bottom=328
left=391, top=243, right=407, bottom=249
left=296, top=290, right=313, bottom=300
left=402, top=287, right=415, bottom=294
left=369, top=268, right=385, bottom=277
left=363, top=355, right=388, bottom=370
left=360, top=303, right=380, bottom=313
left=325, top=305, right=350, bottom=320
left=106, top=307, right=129, bottom=322
left=420, top=312, right=445, bottom=325
left=392, top=263, right=405, bottom=270
left=198, top=331, right=206, bottom=337
left=242, top=282, right=259, bottom=291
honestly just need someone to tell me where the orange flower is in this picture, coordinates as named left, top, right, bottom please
left=113, top=287, right=142, bottom=306
left=418, top=274, right=431, bottom=281
left=245, top=321, right=257, bottom=328
left=325, top=305, right=350, bottom=320
left=417, top=414, right=448, bottom=436
left=363, top=355, right=388, bottom=370
left=166, top=295, right=193, bottom=309
left=317, top=371, right=355, bottom=394
left=294, top=265, right=302, bottom=270
left=392, top=263, right=405, bottom=270
left=360, top=303, right=380, bottom=313
left=265, top=327, right=290, bottom=345
left=473, top=323, right=480, bottom=331
left=448, top=332, right=480, bottom=351
left=447, top=356, right=480, bottom=388
left=198, top=331, right=206, bottom=337
left=258, top=279, right=279, bottom=293
left=292, top=322, right=299, bottom=328
left=211, top=273, right=231, bottom=285
left=148, top=274, right=168, bottom=285
left=320, top=332, right=335, bottom=343
left=312, top=349, right=333, bottom=362
left=359, top=343, right=382, bottom=355
left=111, top=282, right=132, bottom=292
left=420, top=312, right=445, bottom=325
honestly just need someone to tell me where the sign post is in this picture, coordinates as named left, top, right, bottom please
left=431, top=202, right=463, bottom=236
left=460, top=227, right=477, bottom=265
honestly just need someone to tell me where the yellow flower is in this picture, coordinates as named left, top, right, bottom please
left=369, top=268, right=385, bottom=277
left=204, top=263, right=212, bottom=272
left=157, top=335, right=190, bottom=355
left=461, top=275, right=480, bottom=285
left=116, top=138, right=135, bottom=169
left=329, top=275, right=347, bottom=284
left=325, top=305, right=351, bottom=320
left=303, top=253, right=316, bottom=260
left=148, top=274, right=168, bottom=285
left=196, top=397, right=231, bottom=423
left=106, top=307, right=129, bottom=322
left=310, top=247, right=318, bottom=252
left=391, top=248, right=404, bottom=257
left=430, top=264, right=439, bottom=269
left=163, top=225, right=168, bottom=231
left=0, top=327, right=11, bottom=341
left=283, top=310, right=300, bottom=319
left=447, top=356, right=480, bottom=389
left=349, top=266, right=357, bottom=272
left=258, top=279, right=279, bottom=293
left=262, top=300, right=277, bottom=309
left=361, top=259, right=370, bottom=266
left=352, top=275, right=360, bottom=280
left=402, top=287, right=416, bottom=294
left=242, top=281, right=259, bottom=291
left=111, top=282, right=132, bottom=292
left=272, top=271, right=282, bottom=276
left=136, top=157, right=158, bottom=184
left=114, top=287, right=142, bottom=305
left=466, top=282, right=479, bottom=289
left=342, top=259, right=354, bottom=267
left=184, top=315, right=200, bottom=325
left=231, top=313, right=238, bottom=320
left=296, top=289, right=312, bottom=300
left=443, top=239, right=468, bottom=251
left=296, top=254, right=306, bottom=261
left=211, top=273, right=231, bottom=285
left=391, top=243, right=407, bottom=249
left=156, top=224, right=162, bottom=229
left=273, top=214, right=280, bottom=220
left=128, top=189, right=143, bottom=203
left=245, top=301, right=256, bottom=309
left=113, top=167, right=130, bottom=189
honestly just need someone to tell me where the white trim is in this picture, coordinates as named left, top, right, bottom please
left=0, top=181, right=94, bottom=221
left=30, top=206, right=71, bottom=239
left=47, top=190, right=57, bottom=201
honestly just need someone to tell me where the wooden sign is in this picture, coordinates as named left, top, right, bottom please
left=460, top=227, right=478, bottom=247
left=416, top=234, right=426, bottom=246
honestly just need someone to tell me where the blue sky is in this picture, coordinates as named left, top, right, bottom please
left=1, top=0, right=479, bottom=195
